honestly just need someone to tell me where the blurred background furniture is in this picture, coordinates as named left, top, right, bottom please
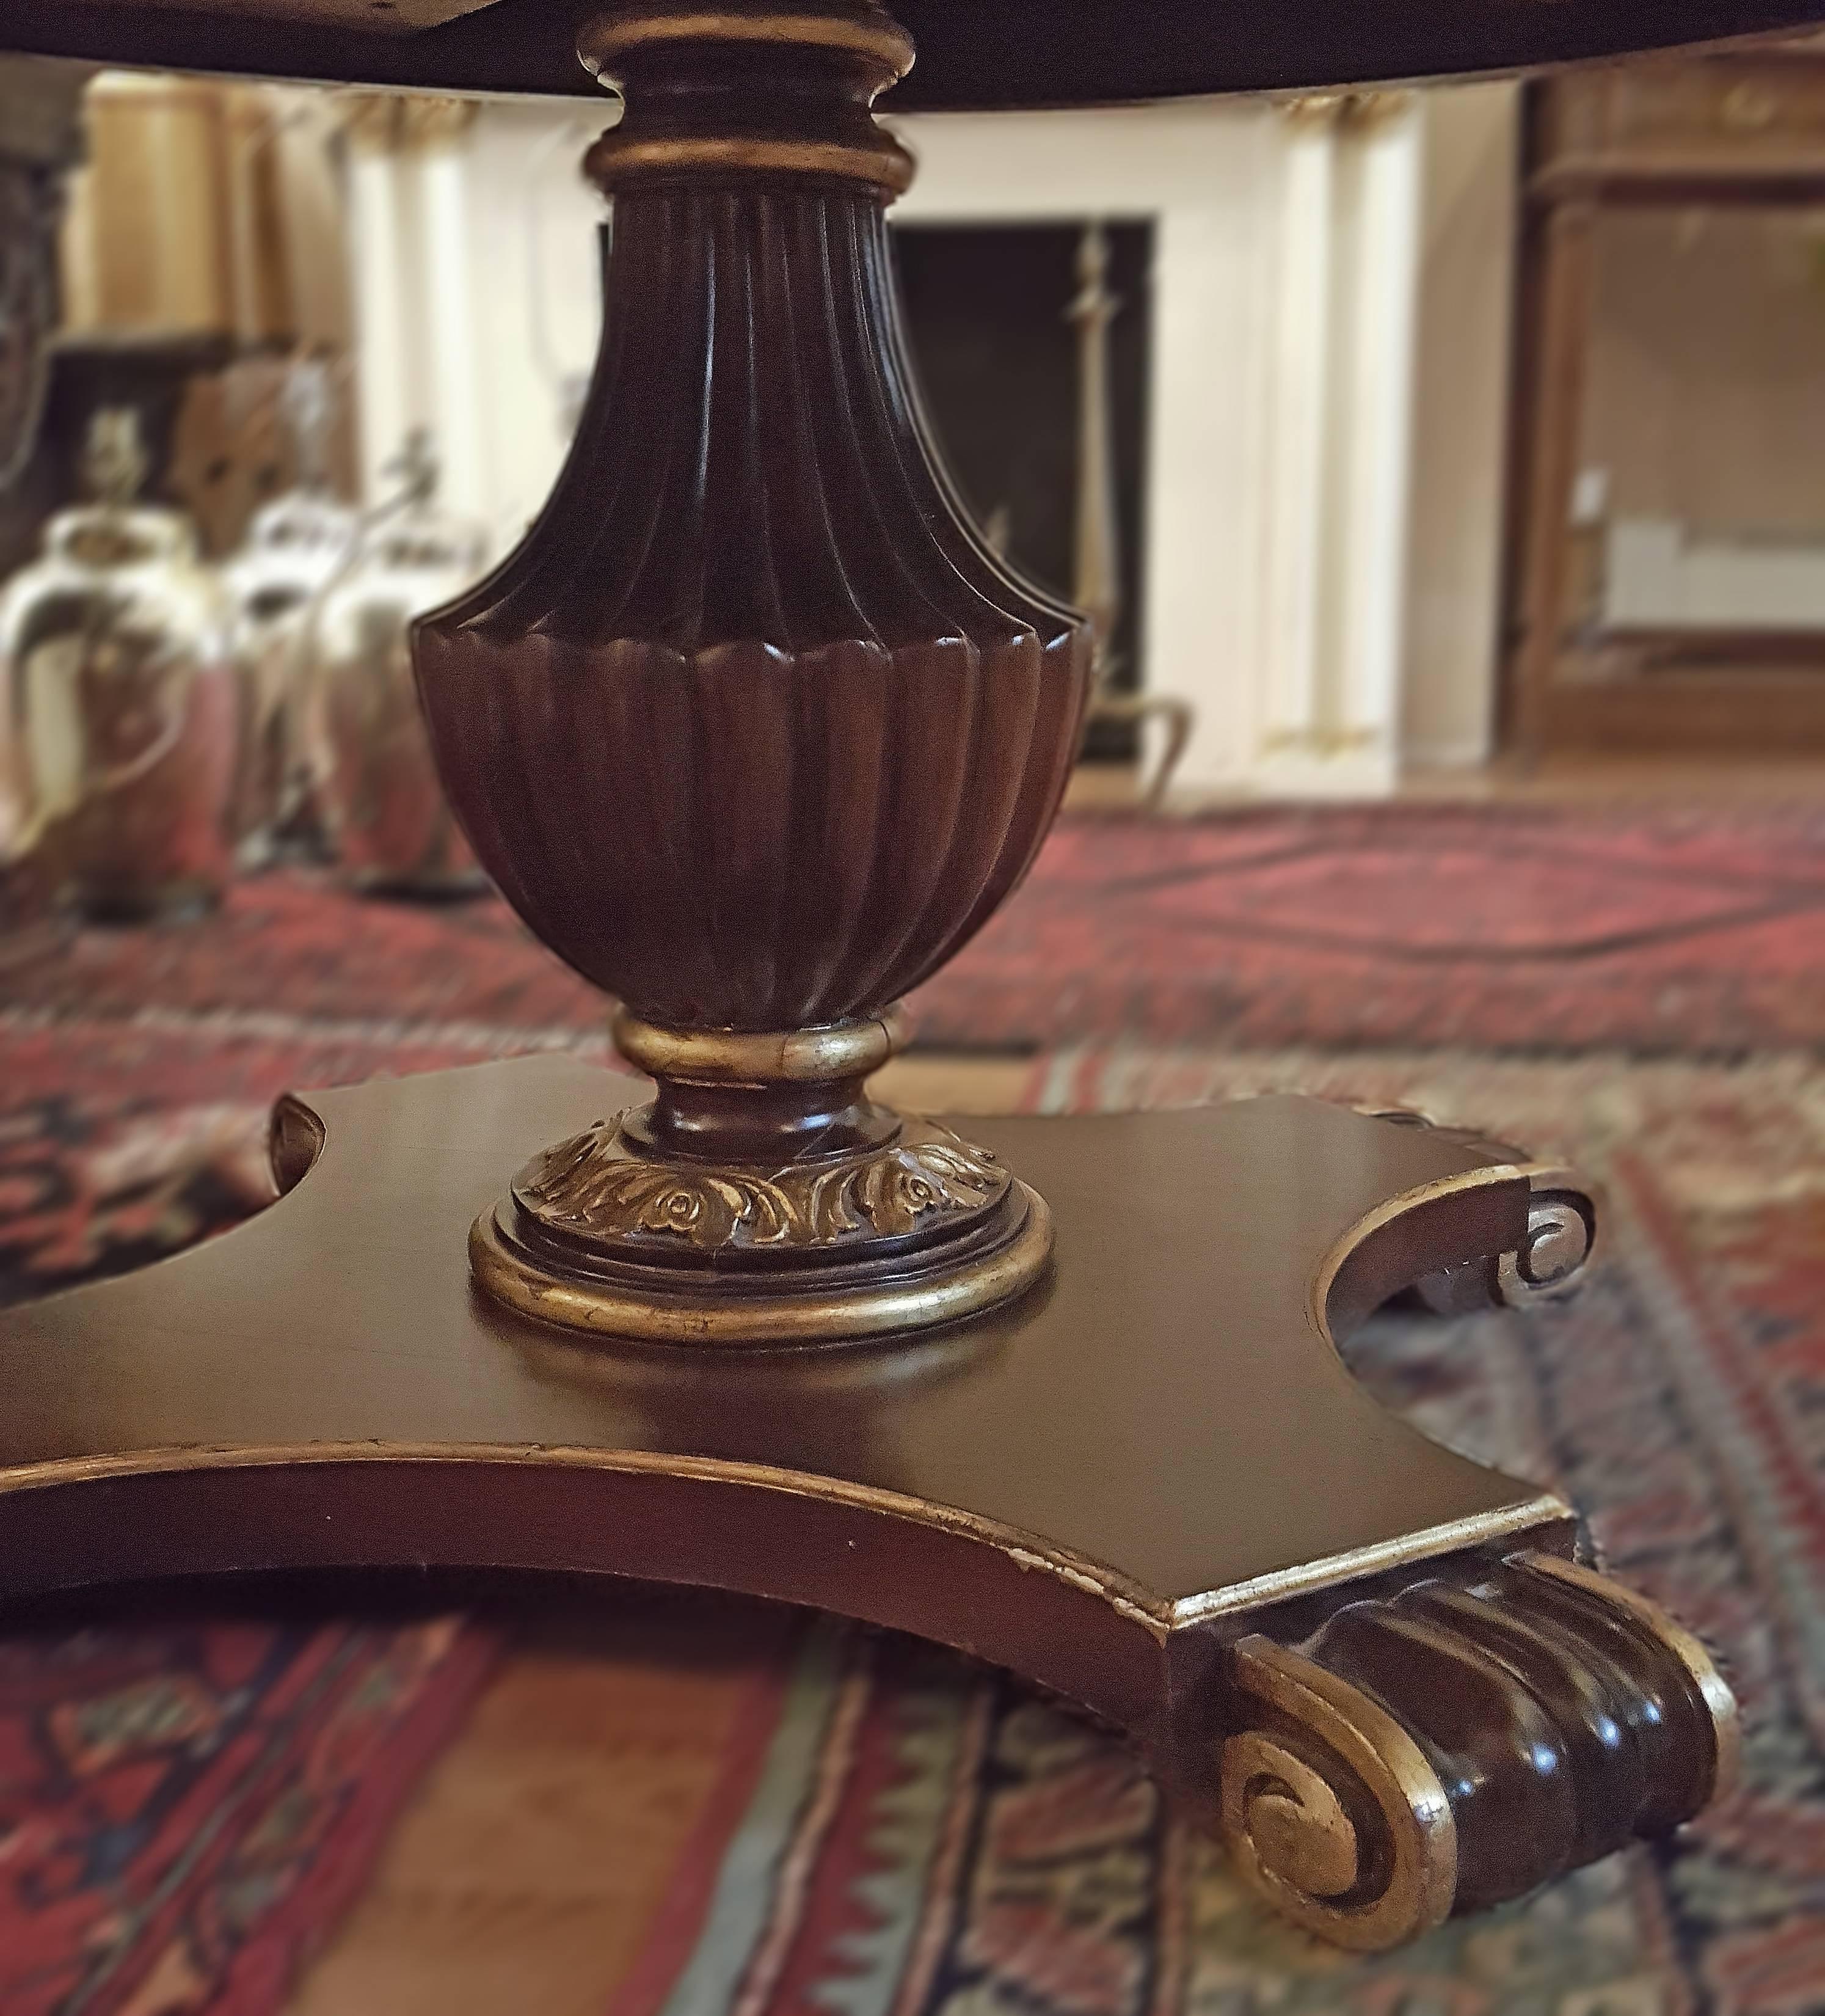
left=1509, top=38, right=1825, bottom=754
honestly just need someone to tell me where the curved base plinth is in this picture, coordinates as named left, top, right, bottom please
left=0, top=1057, right=1732, bottom=1949
left=471, top=1172, right=1054, bottom=1346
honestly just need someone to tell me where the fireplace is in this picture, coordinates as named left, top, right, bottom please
left=892, top=219, right=1153, bottom=761
left=346, top=87, right=1518, bottom=798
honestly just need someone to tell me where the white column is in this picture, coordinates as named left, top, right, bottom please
left=343, top=97, right=488, bottom=511
left=1334, top=93, right=1422, bottom=791
left=1399, top=82, right=1521, bottom=773
left=1254, top=91, right=1422, bottom=797
left=1140, top=131, right=1278, bottom=791
left=344, top=116, right=412, bottom=503
left=461, top=100, right=607, bottom=556
left=1256, top=98, right=1338, bottom=766
left=415, top=134, right=489, bottom=520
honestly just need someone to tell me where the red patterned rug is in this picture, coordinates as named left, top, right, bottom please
left=923, top=802, right=1825, bottom=1052
left=0, top=1020, right=528, bottom=2016
left=0, top=1603, right=497, bottom=2016
left=9, top=803, right=1825, bottom=1054
left=8, top=800, right=1825, bottom=2011
left=0, top=1015, right=617, bottom=1307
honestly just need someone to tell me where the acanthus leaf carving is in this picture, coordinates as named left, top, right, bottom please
left=516, top=1113, right=1010, bottom=1254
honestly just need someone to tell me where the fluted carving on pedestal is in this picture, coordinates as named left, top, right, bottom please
left=417, top=189, right=1085, bottom=1031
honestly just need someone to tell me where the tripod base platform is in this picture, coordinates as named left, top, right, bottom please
left=0, top=1057, right=1734, bottom=1949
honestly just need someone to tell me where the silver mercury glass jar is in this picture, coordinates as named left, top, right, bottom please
left=301, top=429, right=489, bottom=894
left=0, top=407, right=238, bottom=919
left=222, top=359, right=357, bottom=861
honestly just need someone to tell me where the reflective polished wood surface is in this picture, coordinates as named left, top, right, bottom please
left=0, top=1056, right=1550, bottom=1629
left=0, top=1057, right=1738, bottom=1948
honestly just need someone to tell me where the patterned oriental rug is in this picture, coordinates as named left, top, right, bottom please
left=4, top=1007, right=1825, bottom=2012
left=0, top=1020, right=537, bottom=2015
left=0, top=1606, right=498, bottom=2016
left=5, top=812, right=1825, bottom=2013
left=9, top=803, right=1825, bottom=1055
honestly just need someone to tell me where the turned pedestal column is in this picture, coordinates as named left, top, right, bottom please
left=413, top=0, right=1091, bottom=1344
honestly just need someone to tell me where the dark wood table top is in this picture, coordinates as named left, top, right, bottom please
left=8, top=0, right=1825, bottom=110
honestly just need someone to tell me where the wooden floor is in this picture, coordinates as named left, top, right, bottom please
left=284, top=750, right=1825, bottom=2012
left=1068, top=751, right=1825, bottom=813
left=1402, top=752, right=1825, bottom=803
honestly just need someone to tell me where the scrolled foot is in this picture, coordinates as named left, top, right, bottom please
left=1350, top=1107, right=1595, bottom=1313
left=1219, top=1632, right=1459, bottom=1949
left=1411, top=1178, right=1595, bottom=1315
left=1496, top=1188, right=1593, bottom=1304
left=1217, top=1550, right=1736, bottom=1949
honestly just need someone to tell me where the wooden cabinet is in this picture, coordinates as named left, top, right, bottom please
left=1507, top=46, right=1825, bottom=753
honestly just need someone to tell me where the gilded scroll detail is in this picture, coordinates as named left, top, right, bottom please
left=1220, top=1637, right=1458, bottom=1952
left=515, top=1115, right=1011, bottom=1253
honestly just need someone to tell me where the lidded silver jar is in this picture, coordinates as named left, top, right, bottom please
left=0, top=407, right=237, bottom=919
left=222, top=359, right=357, bottom=858
left=301, top=430, right=488, bottom=894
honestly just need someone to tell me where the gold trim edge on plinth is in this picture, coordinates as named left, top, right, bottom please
left=1168, top=1495, right=1575, bottom=1626
left=470, top=1178, right=1055, bottom=1347
left=0, top=1446, right=1575, bottom=1648
left=0, top=1433, right=1169, bottom=1636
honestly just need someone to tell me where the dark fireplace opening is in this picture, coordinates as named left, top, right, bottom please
left=891, top=219, right=1153, bottom=762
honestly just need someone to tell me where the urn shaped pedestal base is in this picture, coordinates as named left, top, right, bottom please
left=410, top=1, right=1093, bottom=1344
